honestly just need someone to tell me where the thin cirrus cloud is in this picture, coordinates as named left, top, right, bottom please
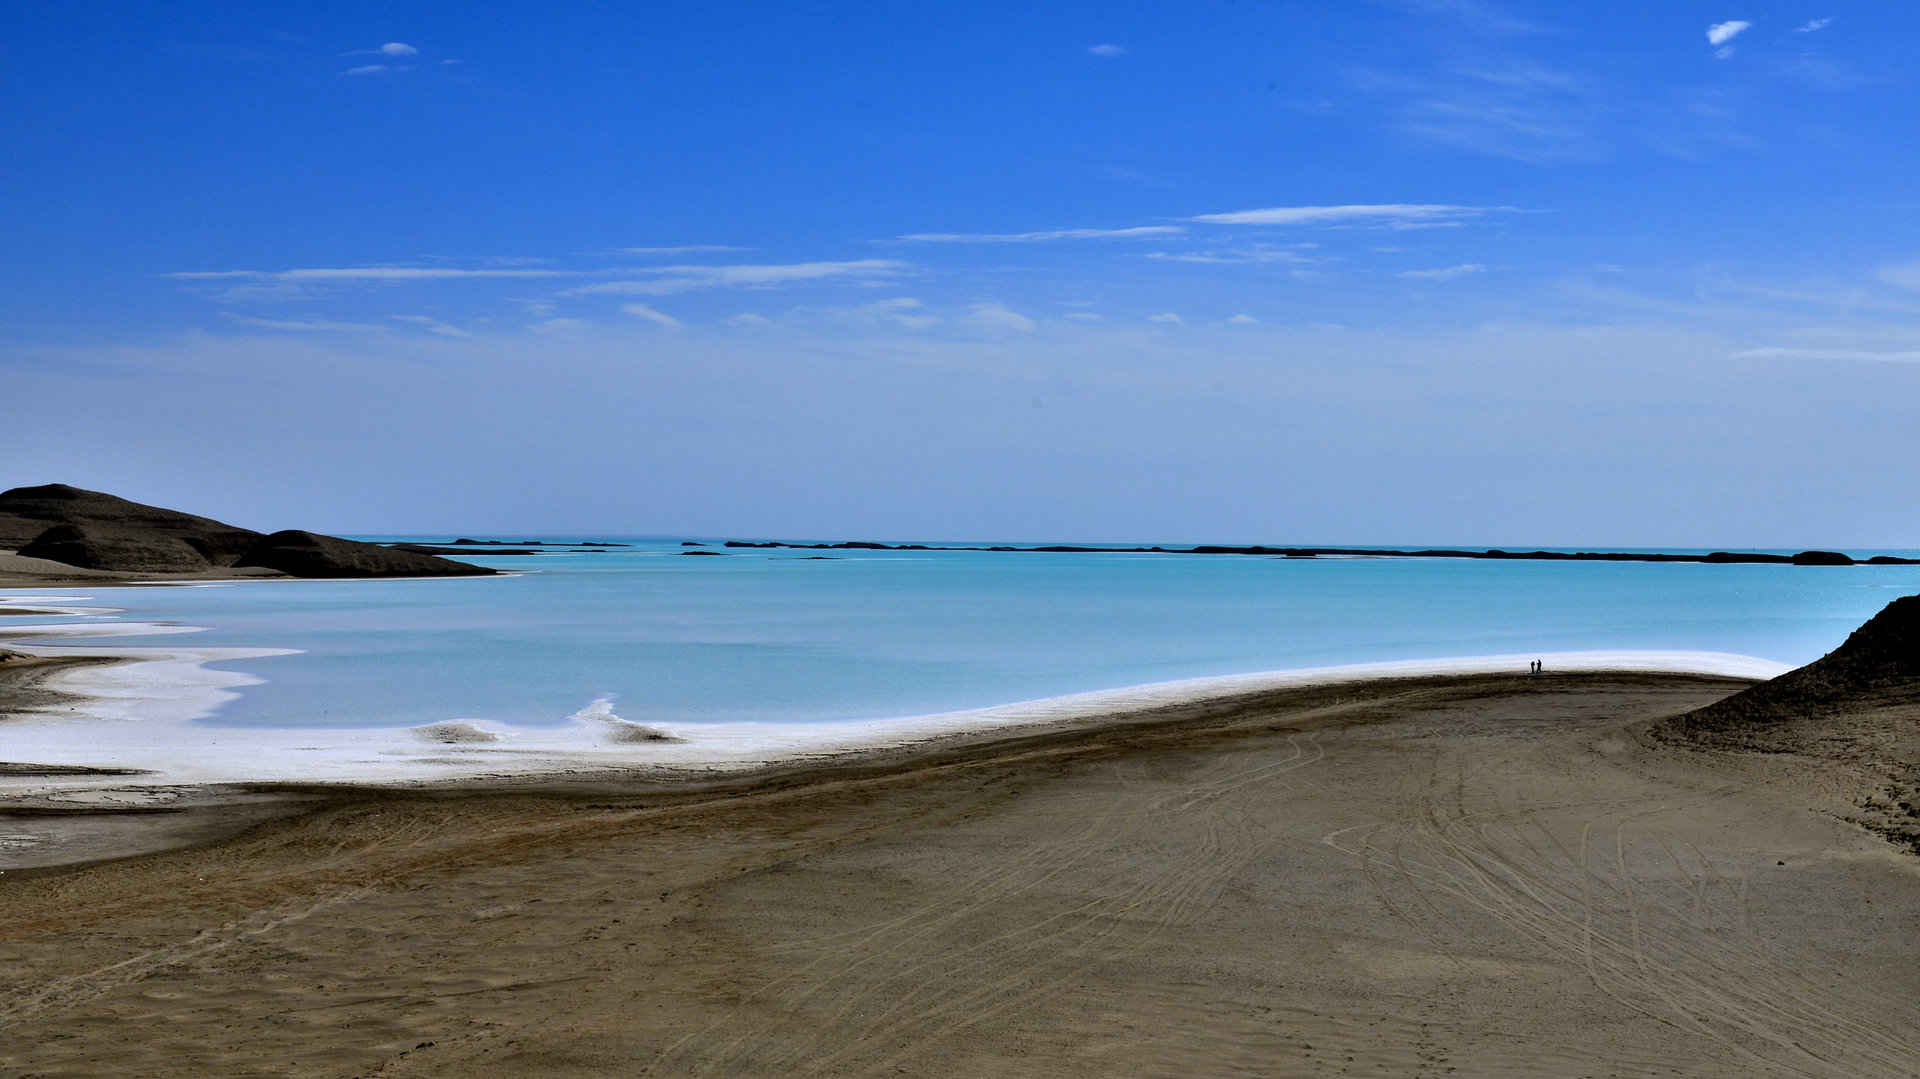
left=1733, top=347, right=1920, bottom=365
left=1397, top=263, right=1487, bottom=281
left=344, top=41, right=418, bottom=57
left=846, top=297, right=941, bottom=330
left=223, top=314, right=383, bottom=333
left=1087, top=44, right=1127, bottom=57
left=967, top=302, right=1035, bottom=333
left=1188, top=204, right=1508, bottom=227
left=616, top=245, right=749, bottom=255
left=1145, top=245, right=1314, bottom=264
left=566, top=259, right=908, bottom=296
left=1876, top=263, right=1920, bottom=291
left=168, top=267, right=570, bottom=281
left=342, top=41, right=419, bottom=73
left=1398, top=0, right=1542, bottom=37
left=897, top=226, right=1182, bottom=243
left=621, top=303, right=683, bottom=328
left=1794, top=17, right=1833, bottom=33
left=390, top=314, right=472, bottom=338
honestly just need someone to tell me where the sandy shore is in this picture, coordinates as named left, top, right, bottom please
left=3, top=671, right=1917, bottom=1076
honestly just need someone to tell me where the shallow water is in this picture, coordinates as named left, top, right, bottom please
left=6, top=541, right=1918, bottom=733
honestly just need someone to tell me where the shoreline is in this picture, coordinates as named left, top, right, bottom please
left=1, top=623, right=1788, bottom=796
left=6, top=669, right=1915, bottom=1075
left=0, top=662, right=1770, bottom=872
left=2, top=667, right=1761, bottom=870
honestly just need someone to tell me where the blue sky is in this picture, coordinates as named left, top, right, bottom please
left=5, top=2, right=1918, bottom=544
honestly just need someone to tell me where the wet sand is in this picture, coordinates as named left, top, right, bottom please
left=2, top=672, right=1918, bottom=1077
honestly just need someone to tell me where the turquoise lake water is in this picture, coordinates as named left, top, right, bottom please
left=13, top=541, right=1920, bottom=731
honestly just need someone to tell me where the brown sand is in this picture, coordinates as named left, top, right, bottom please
left=2, top=672, right=1917, bottom=1077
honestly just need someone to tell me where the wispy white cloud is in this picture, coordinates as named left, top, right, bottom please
left=617, top=245, right=750, bottom=255
left=1733, top=347, right=1920, bottom=364
left=566, top=259, right=908, bottom=296
left=621, top=303, right=683, bottom=328
left=1777, top=52, right=1868, bottom=91
left=849, top=297, right=940, bottom=329
left=391, top=314, right=472, bottom=338
left=343, top=64, right=390, bottom=76
left=785, top=297, right=941, bottom=331
left=169, top=266, right=569, bottom=281
left=1227, top=314, right=1260, bottom=325
left=1453, top=63, right=1579, bottom=92
left=1878, top=263, right=1920, bottom=291
left=1397, top=263, right=1487, bottom=281
left=1397, top=0, right=1541, bottom=36
left=1087, top=43, right=1127, bottom=57
left=1145, top=244, right=1315, bottom=264
left=224, top=314, right=383, bottom=333
left=1794, top=17, right=1833, bottom=33
left=898, top=226, right=1181, bottom=243
left=346, top=42, right=418, bottom=57
left=1148, top=312, right=1184, bottom=325
left=1190, top=204, right=1509, bottom=227
left=728, top=313, right=773, bottom=327
left=1348, top=64, right=1606, bottom=164
left=968, top=302, right=1035, bottom=334
left=1707, top=20, right=1751, bottom=57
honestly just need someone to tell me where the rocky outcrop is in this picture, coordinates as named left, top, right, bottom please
left=1672, top=594, right=1920, bottom=734
left=1, top=484, right=493, bottom=579
left=237, top=531, right=495, bottom=578
left=1791, top=550, right=1854, bottom=566
left=0, top=483, right=260, bottom=562
left=18, top=523, right=213, bottom=574
left=1657, top=595, right=1920, bottom=854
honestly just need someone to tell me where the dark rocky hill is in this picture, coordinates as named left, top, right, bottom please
left=1658, top=594, right=1920, bottom=853
left=18, top=523, right=214, bottom=574
left=1, top=484, right=492, bottom=579
left=1670, top=595, right=1920, bottom=733
left=0, top=483, right=260, bottom=563
left=237, top=530, right=496, bottom=578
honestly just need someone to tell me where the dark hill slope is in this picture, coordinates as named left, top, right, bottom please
left=237, top=530, right=494, bottom=579
left=1669, top=595, right=1920, bottom=733
left=0, top=483, right=260, bottom=562
left=18, top=523, right=213, bottom=574
left=0, top=484, right=493, bottom=579
left=1657, top=594, right=1920, bottom=853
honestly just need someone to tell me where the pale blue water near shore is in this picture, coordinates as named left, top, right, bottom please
left=11, top=540, right=1920, bottom=734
